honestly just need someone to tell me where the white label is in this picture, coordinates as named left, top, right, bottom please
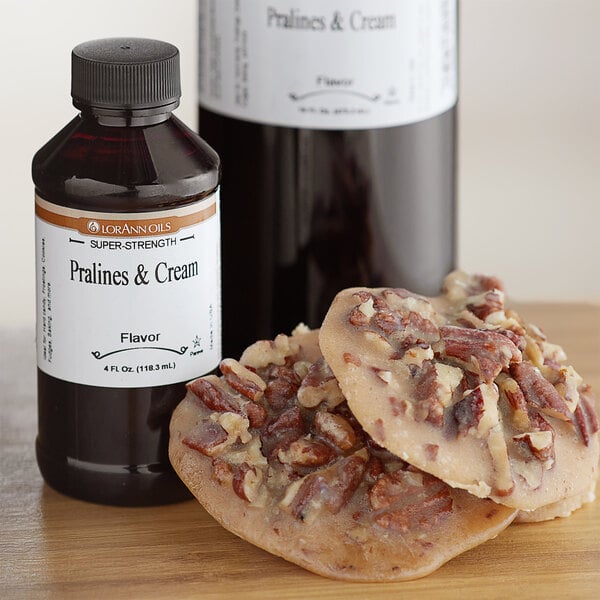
left=35, top=193, right=221, bottom=388
left=199, top=0, right=457, bottom=130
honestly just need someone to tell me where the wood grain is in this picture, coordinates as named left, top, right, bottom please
left=1, top=304, right=599, bottom=599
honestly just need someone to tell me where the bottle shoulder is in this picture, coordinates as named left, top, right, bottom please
left=33, top=114, right=220, bottom=212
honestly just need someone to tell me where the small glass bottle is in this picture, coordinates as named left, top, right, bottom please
left=33, top=38, right=221, bottom=506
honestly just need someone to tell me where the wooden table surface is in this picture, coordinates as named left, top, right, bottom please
left=2, top=304, right=600, bottom=599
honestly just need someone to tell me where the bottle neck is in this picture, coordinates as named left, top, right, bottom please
left=77, top=101, right=178, bottom=127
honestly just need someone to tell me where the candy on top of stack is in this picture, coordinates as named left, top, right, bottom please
left=320, top=272, right=599, bottom=517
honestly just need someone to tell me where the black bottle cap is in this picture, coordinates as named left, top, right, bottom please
left=71, top=38, right=181, bottom=112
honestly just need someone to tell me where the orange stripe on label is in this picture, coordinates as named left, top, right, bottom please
left=35, top=201, right=217, bottom=237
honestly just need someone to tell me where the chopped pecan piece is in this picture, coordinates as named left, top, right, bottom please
left=527, top=408, right=553, bottom=433
left=498, top=375, right=530, bottom=430
left=467, top=290, right=504, bottom=321
left=436, top=326, right=522, bottom=382
left=382, top=289, right=438, bottom=323
left=474, top=274, right=505, bottom=293
left=454, top=388, right=484, bottom=436
left=553, top=366, right=583, bottom=413
left=292, top=359, right=312, bottom=380
left=285, top=475, right=325, bottom=522
left=211, top=457, right=233, bottom=484
left=278, top=437, right=337, bottom=468
left=574, top=386, right=600, bottom=446
left=348, top=306, right=370, bottom=327
left=355, top=291, right=440, bottom=348
left=348, top=297, right=376, bottom=326
left=187, top=377, right=266, bottom=428
left=434, top=363, right=464, bottom=408
left=372, top=307, right=403, bottom=337
left=297, top=358, right=344, bottom=408
left=232, top=462, right=263, bottom=503
left=369, top=469, right=453, bottom=532
left=459, top=369, right=484, bottom=393
left=215, top=412, right=252, bottom=445
left=510, top=362, right=572, bottom=422
left=183, top=421, right=229, bottom=456
left=443, top=271, right=503, bottom=302
left=453, top=383, right=499, bottom=437
left=455, top=314, right=482, bottom=329
left=220, top=358, right=266, bottom=401
left=332, top=401, right=366, bottom=438
left=353, top=290, right=376, bottom=304
left=264, top=366, right=301, bottom=409
left=498, top=329, right=526, bottom=351
left=365, top=455, right=385, bottom=482
left=487, top=426, right=514, bottom=496
left=539, top=340, right=567, bottom=364
left=523, top=335, right=545, bottom=369
left=411, top=361, right=463, bottom=426
left=402, top=344, right=434, bottom=366
left=413, top=361, right=444, bottom=427
left=187, top=378, right=239, bottom=413
left=240, top=334, right=299, bottom=369
left=504, top=310, right=527, bottom=333
left=281, top=451, right=368, bottom=522
left=265, top=406, right=303, bottom=437
left=244, top=402, right=268, bottom=428
left=325, top=453, right=368, bottom=513
left=525, top=322, right=546, bottom=342
left=513, top=431, right=555, bottom=468
left=357, top=297, right=376, bottom=318
left=261, top=406, right=304, bottom=463
left=399, top=311, right=440, bottom=345
left=314, top=411, right=357, bottom=451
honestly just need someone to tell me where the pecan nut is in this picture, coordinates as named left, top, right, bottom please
left=314, top=410, right=357, bottom=451
left=368, top=469, right=453, bottom=532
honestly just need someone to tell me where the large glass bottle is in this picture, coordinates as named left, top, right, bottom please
left=33, top=38, right=221, bottom=505
left=199, top=0, right=457, bottom=358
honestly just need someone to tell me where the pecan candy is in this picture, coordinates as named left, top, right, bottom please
left=320, top=272, right=599, bottom=514
left=169, top=326, right=516, bottom=582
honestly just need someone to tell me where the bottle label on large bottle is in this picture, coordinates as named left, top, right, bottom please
left=35, top=193, right=221, bottom=388
left=198, top=0, right=457, bottom=130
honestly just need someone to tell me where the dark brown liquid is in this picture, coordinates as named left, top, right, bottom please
left=33, top=113, right=220, bottom=505
left=200, top=108, right=456, bottom=358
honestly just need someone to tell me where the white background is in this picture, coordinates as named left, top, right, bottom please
left=1, top=0, right=599, bottom=327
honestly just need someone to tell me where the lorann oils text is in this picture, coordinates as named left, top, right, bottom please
left=69, top=259, right=199, bottom=286
left=88, top=220, right=172, bottom=235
